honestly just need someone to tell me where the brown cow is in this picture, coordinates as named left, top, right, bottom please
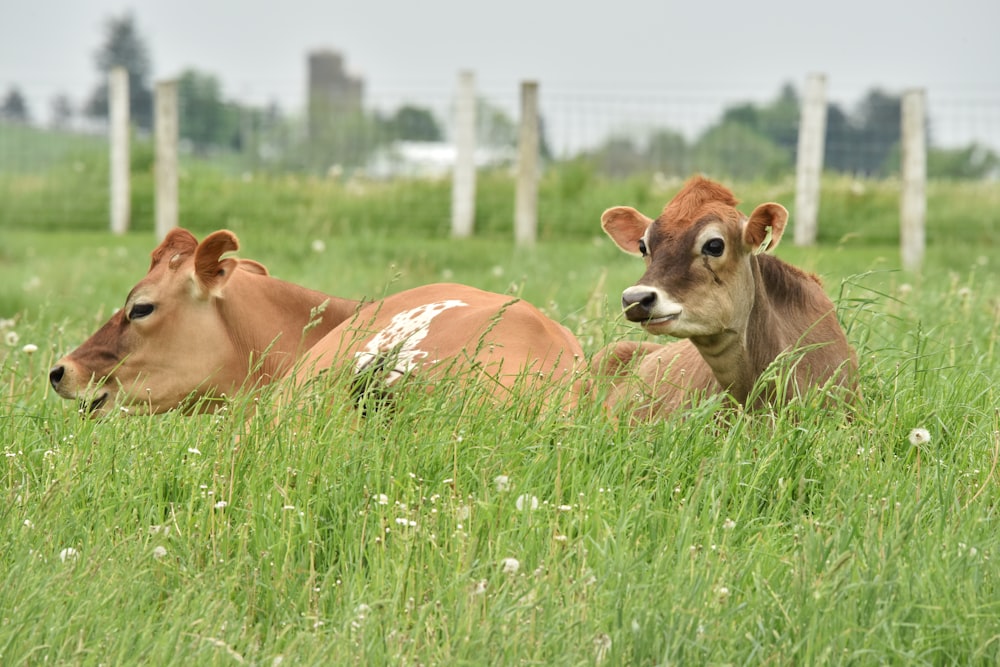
left=50, top=229, right=584, bottom=416
left=49, top=228, right=357, bottom=416
left=594, top=176, right=857, bottom=419
left=284, top=283, right=585, bottom=412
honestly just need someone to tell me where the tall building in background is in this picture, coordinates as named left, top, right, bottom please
left=307, top=49, right=363, bottom=141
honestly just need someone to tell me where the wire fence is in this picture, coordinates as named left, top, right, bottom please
left=2, top=81, right=999, bottom=233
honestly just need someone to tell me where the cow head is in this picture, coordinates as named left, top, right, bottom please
left=602, top=176, right=788, bottom=340
left=49, top=228, right=268, bottom=416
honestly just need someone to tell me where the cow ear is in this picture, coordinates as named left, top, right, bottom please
left=238, top=259, right=269, bottom=276
left=151, top=228, right=198, bottom=270
left=194, top=230, right=240, bottom=294
left=602, top=207, right=652, bottom=257
left=743, top=203, right=788, bottom=254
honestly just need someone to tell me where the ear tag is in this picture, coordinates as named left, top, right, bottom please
left=755, top=226, right=773, bottom=255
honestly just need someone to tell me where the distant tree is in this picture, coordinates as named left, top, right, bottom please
left=850, top=89, right=901, bottom=176
left=720, top=83, right=799, bottom=156
left=477, top=98, right=517, bottom=148
left=586, top=135, right=645, bottom=177
left=49, top=93, right=74, bottom=129
left=691, top=122, right=791, bottom=180
left=177, top=69, right=240, bottom=151
left=927, top=144, right=998, bottom=179
left=823, top=102, right=855, bottom=172
left=1, top=87, right=31, bottom=123
left=84, top=12, right=154, bottom=129
left=645, top=129, right=690, bottom=176
left=385, top=105, right=442, bottom=142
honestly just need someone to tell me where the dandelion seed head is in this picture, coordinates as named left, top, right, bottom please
left=501, top=557, right=520, bottom=574
left=723, top=518, right=736, bottom=530
left=214, top=500, right=228, bottom=509
left=5, top=331, right=19, bottom=346
left=152, top=545, right=168, bottom=559
left=908, top=428, right=931, bottom=447
left=21, top=343, right=38, bottom=355
left=59, top=547, right=78, bottom=563
left=311, top=239, right=326, bottom=253
left=515, top=494, right=538, bottom=511
left=494, top=474, right=510, bottom=492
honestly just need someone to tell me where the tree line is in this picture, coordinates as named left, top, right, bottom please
left=2, top=12, right=996, bottom=180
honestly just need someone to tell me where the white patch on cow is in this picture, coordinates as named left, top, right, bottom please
left=354, top=299, right=468, bottom=384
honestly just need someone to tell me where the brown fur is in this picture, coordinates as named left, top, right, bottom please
left=596, top=176, right=858, bottom=419
left=50, top=229, right=585, bottom=416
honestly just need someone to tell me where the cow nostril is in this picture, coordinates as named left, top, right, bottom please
left=49, top=365, right=65, bottom=388
left=622, top=290, right=657, bottom=310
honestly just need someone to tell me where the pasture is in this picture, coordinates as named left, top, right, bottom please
left=1, top=174, right=998, bottom=664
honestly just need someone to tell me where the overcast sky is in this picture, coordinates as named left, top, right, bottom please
left=2, top=0, right=998, bottom=148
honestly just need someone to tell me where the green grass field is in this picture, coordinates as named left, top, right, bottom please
left=1, top=170, right=998, bottom=664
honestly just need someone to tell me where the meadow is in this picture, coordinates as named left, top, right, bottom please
left=1, top=168, right=998, bottom=665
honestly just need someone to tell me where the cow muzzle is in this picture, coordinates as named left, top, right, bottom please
left=48, top=363, right=113, bottom=416
left=621, top=285, right=682, bottom=326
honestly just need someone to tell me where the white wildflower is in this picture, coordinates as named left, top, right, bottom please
left=214, top=500, right=228, bottom=509
left=593, top=633, right=612, bottom=664
left=515, top=494, right=539, bottom=511
left=723, top=518, right=737, bottom=530
left=21, top=343, right=38, bottom=355
left=311, top=239, right=326, bottom=253
left=5, top=331, right=19, bottom=347
left=472, top=579, right=488, bottom=596
left=908, top=428, right=931, bottom=447
left=59, top=547, right=78, bottom=563
left=375, top=493, right=389, bottom=506
left=152, top=545, right=168, bottom=560
left=494, top=475, right=510, bottom=492
left=501, top=557, right=520, bottom=574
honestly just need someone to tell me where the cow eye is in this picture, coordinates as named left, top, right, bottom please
left=128, top=303, right=155, bottom=320
left=637, top=239, right=648, bottom=256
left=702, top=238, right=725, bottom=257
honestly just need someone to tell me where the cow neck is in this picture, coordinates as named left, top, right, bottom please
left=218, top=272, right=359, bottom=384
left=689, top=255, right=779, bottom=405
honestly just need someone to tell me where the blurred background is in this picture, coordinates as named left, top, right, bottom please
left=1, top=2, right=998, bottom=235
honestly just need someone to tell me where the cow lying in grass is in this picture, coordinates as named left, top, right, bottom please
left=593, top=176, right=858, bottom=419
left=49, top=228, right=584, bottom=416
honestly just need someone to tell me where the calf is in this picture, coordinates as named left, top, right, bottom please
left=49, top=229, right=357, bottom=416
left=594, top=176, right=857, bottom=419
left=50, top=229, right=585, bottom=416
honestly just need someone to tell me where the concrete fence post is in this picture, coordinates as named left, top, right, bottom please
left=451, top=70, right=477, bottom=238
left=109, top=66, right=130, bottom=235
left=155, top=80, right=179, bottom=241
left=794, top=72, right=828, bottom=246
left=514, top=80, right=539, bottom=247
left=900, top=88, right=927, bottom=272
